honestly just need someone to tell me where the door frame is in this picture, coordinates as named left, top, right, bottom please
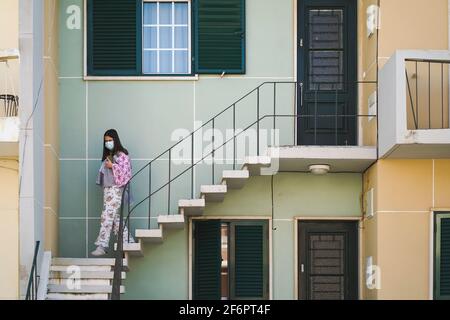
left=294, top=217, right=362, bottom=300
left=295, top=0, right=359, bottom=146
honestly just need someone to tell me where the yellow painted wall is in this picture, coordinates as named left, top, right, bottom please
left=378, top=0, right=449, bottom=59
left=44, top=0, right=60, bottom=254
left=363, top=159, right=450, bottom=300
left=378, top=0, right=449, bottom=129
left=362, top=162, right=378, bottom=299
left=359, top=0, right=450, bottom=141
left=0, top=0, right=19, bottom=301
left=0, top=158, right=19, bottom=299
left=376, top=212, right=430, bottom=300
left=359, top=0, right=381, bottom=146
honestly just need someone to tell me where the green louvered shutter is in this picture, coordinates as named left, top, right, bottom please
left=87, top=0, right=142, bottom=76
left=193, top=220, right=221, bottom=300
left=230, top=221, right=268, bottom=299
left=435, top=213, right=450, bottom=299
left=194, top=0, right=246, bottom=74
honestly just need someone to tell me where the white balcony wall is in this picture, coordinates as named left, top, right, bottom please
left=379, top=50, right=450, bottom=158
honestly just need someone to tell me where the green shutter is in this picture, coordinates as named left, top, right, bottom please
left=435, top=213, right=450, bottom=300
left=87, top=0, right=142, bottom=76
left=193, top=220, right=222, bottom=300
left=194, top=0, right=246, bottom=74
left=230, top=221, right=268, bottom=299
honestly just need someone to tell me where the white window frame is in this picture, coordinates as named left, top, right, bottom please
left=142, top=0, right=192, bottom=75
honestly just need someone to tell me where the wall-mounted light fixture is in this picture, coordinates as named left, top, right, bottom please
left=309, top=164, right=330, bottom=175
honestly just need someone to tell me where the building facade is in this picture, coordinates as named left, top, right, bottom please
left=1, top=0, right=450, bottom=300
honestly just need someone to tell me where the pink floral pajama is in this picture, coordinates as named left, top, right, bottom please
left=94, top=185, right=135, bottom=248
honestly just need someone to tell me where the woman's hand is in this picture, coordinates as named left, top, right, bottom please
left=105, top=158, right=113, bottom=169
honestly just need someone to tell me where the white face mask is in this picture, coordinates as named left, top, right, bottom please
left=105, top=141, right=114, bottom=151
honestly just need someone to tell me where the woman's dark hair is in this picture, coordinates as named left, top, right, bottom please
left=102, top=129, right=129, bottom=161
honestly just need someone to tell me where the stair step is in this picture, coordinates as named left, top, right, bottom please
left=114, top=241, right=143, bottom=257
left=135, top=227, right=163, bottom=243
left=46, top=293, right=109, bottom=300
left=52, top=258, right=128, bottom=267
left=178, top=199, right=205, bottom=216
left=49, top=279, right=111, bottom=286
left=49, top=271, right=126, bottom=280
left=157, top=214, right=185, bottom=229
left=222, top=170, right=249, bottom=189
left=48, top=284, right=125, bottom=294
left=200, top=185, right=227, bottom=202
left=243, top=156, right=272, bottom=175
left=50, top=265, right=113, bottom=272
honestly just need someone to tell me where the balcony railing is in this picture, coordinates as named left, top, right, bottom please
left=379, top=50, right=450, bottom=158
left=0, top=94, right=20, bottom=146
left=405, top=59, right=449, bottom=130
left=0, top=94, right=19, bottom=117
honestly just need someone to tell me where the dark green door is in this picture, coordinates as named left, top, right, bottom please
left=298, top=221, right=358, bottom=300
left=434, top=212, right=450, bottom=300
left=297, top=0, right=357, bottom=145
left=193, top=220, right=222, bottom=300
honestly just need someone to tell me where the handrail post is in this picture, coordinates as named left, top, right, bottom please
left=405, top=69, right=418, bottom=129
left=233, top=104, right=236, bottom=170
left=442, top=63, right=445, bottom=129
left=415, top=61, right=419, bottom=128
left=273, top=83, right=276, bottom=144
left=212, top=119, right=215, bottom=184
left=168, top=149, right=171, bottom=215
left=428, top=61, right=431, bottom=129
left=148, top=163, right=152, bottom=229
left=25, top=240, right=40, bottom=300
left=314, top=89, right=318, bottom=145
left=335, top=86, right=338, bottom=146
left=257, top=87, right=260, bottom=156
left=191, top=133, right=194, bottom=199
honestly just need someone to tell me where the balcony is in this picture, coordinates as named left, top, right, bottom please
left=379, top=50, right=450, bottom=158
left=0, top=94, right=19, bottom=157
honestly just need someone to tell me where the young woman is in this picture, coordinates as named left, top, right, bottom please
left=91, top=129, right=135, bottom=256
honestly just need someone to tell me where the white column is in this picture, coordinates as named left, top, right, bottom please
left=18, top=0, right=44, bottom=299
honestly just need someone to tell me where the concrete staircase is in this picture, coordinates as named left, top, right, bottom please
left=45, top=156, right=272, bottom=300
left=46, top=258, right=128, bottom=300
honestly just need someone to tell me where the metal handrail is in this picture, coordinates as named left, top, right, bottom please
left=25, top=241, right=40, bottom=300
left=111, top=80, right=378, bottom=299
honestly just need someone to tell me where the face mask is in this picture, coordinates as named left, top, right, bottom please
left=105, top=141, right=114, bottom=151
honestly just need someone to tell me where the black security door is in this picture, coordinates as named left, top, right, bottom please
left=297, top=0, right=357, bottom=145
left=298, top=221, right=358, bottom=300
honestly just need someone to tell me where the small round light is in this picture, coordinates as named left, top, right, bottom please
left=309, top=164, right=330, bottom=175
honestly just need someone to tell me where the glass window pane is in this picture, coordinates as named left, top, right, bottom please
left=159, top=27, right=172, bottom=48
left=175, top=3, right=188, bottom=24
left=309, top=51, right=344, bottom=91
left=143, top=3, right=157, bottom=25
left=143, top=51, right=157, bottom=74
left=174, top=27, right=188, bottom=49
left=309, top=9, right=343, bottom=49
left=174, top=51, right=188, bottom=73
left=159, top=2, right=172, bottom=24
left=160, top=51, right=173, bottom=73
left=143, top=27, right=157, bottom=49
